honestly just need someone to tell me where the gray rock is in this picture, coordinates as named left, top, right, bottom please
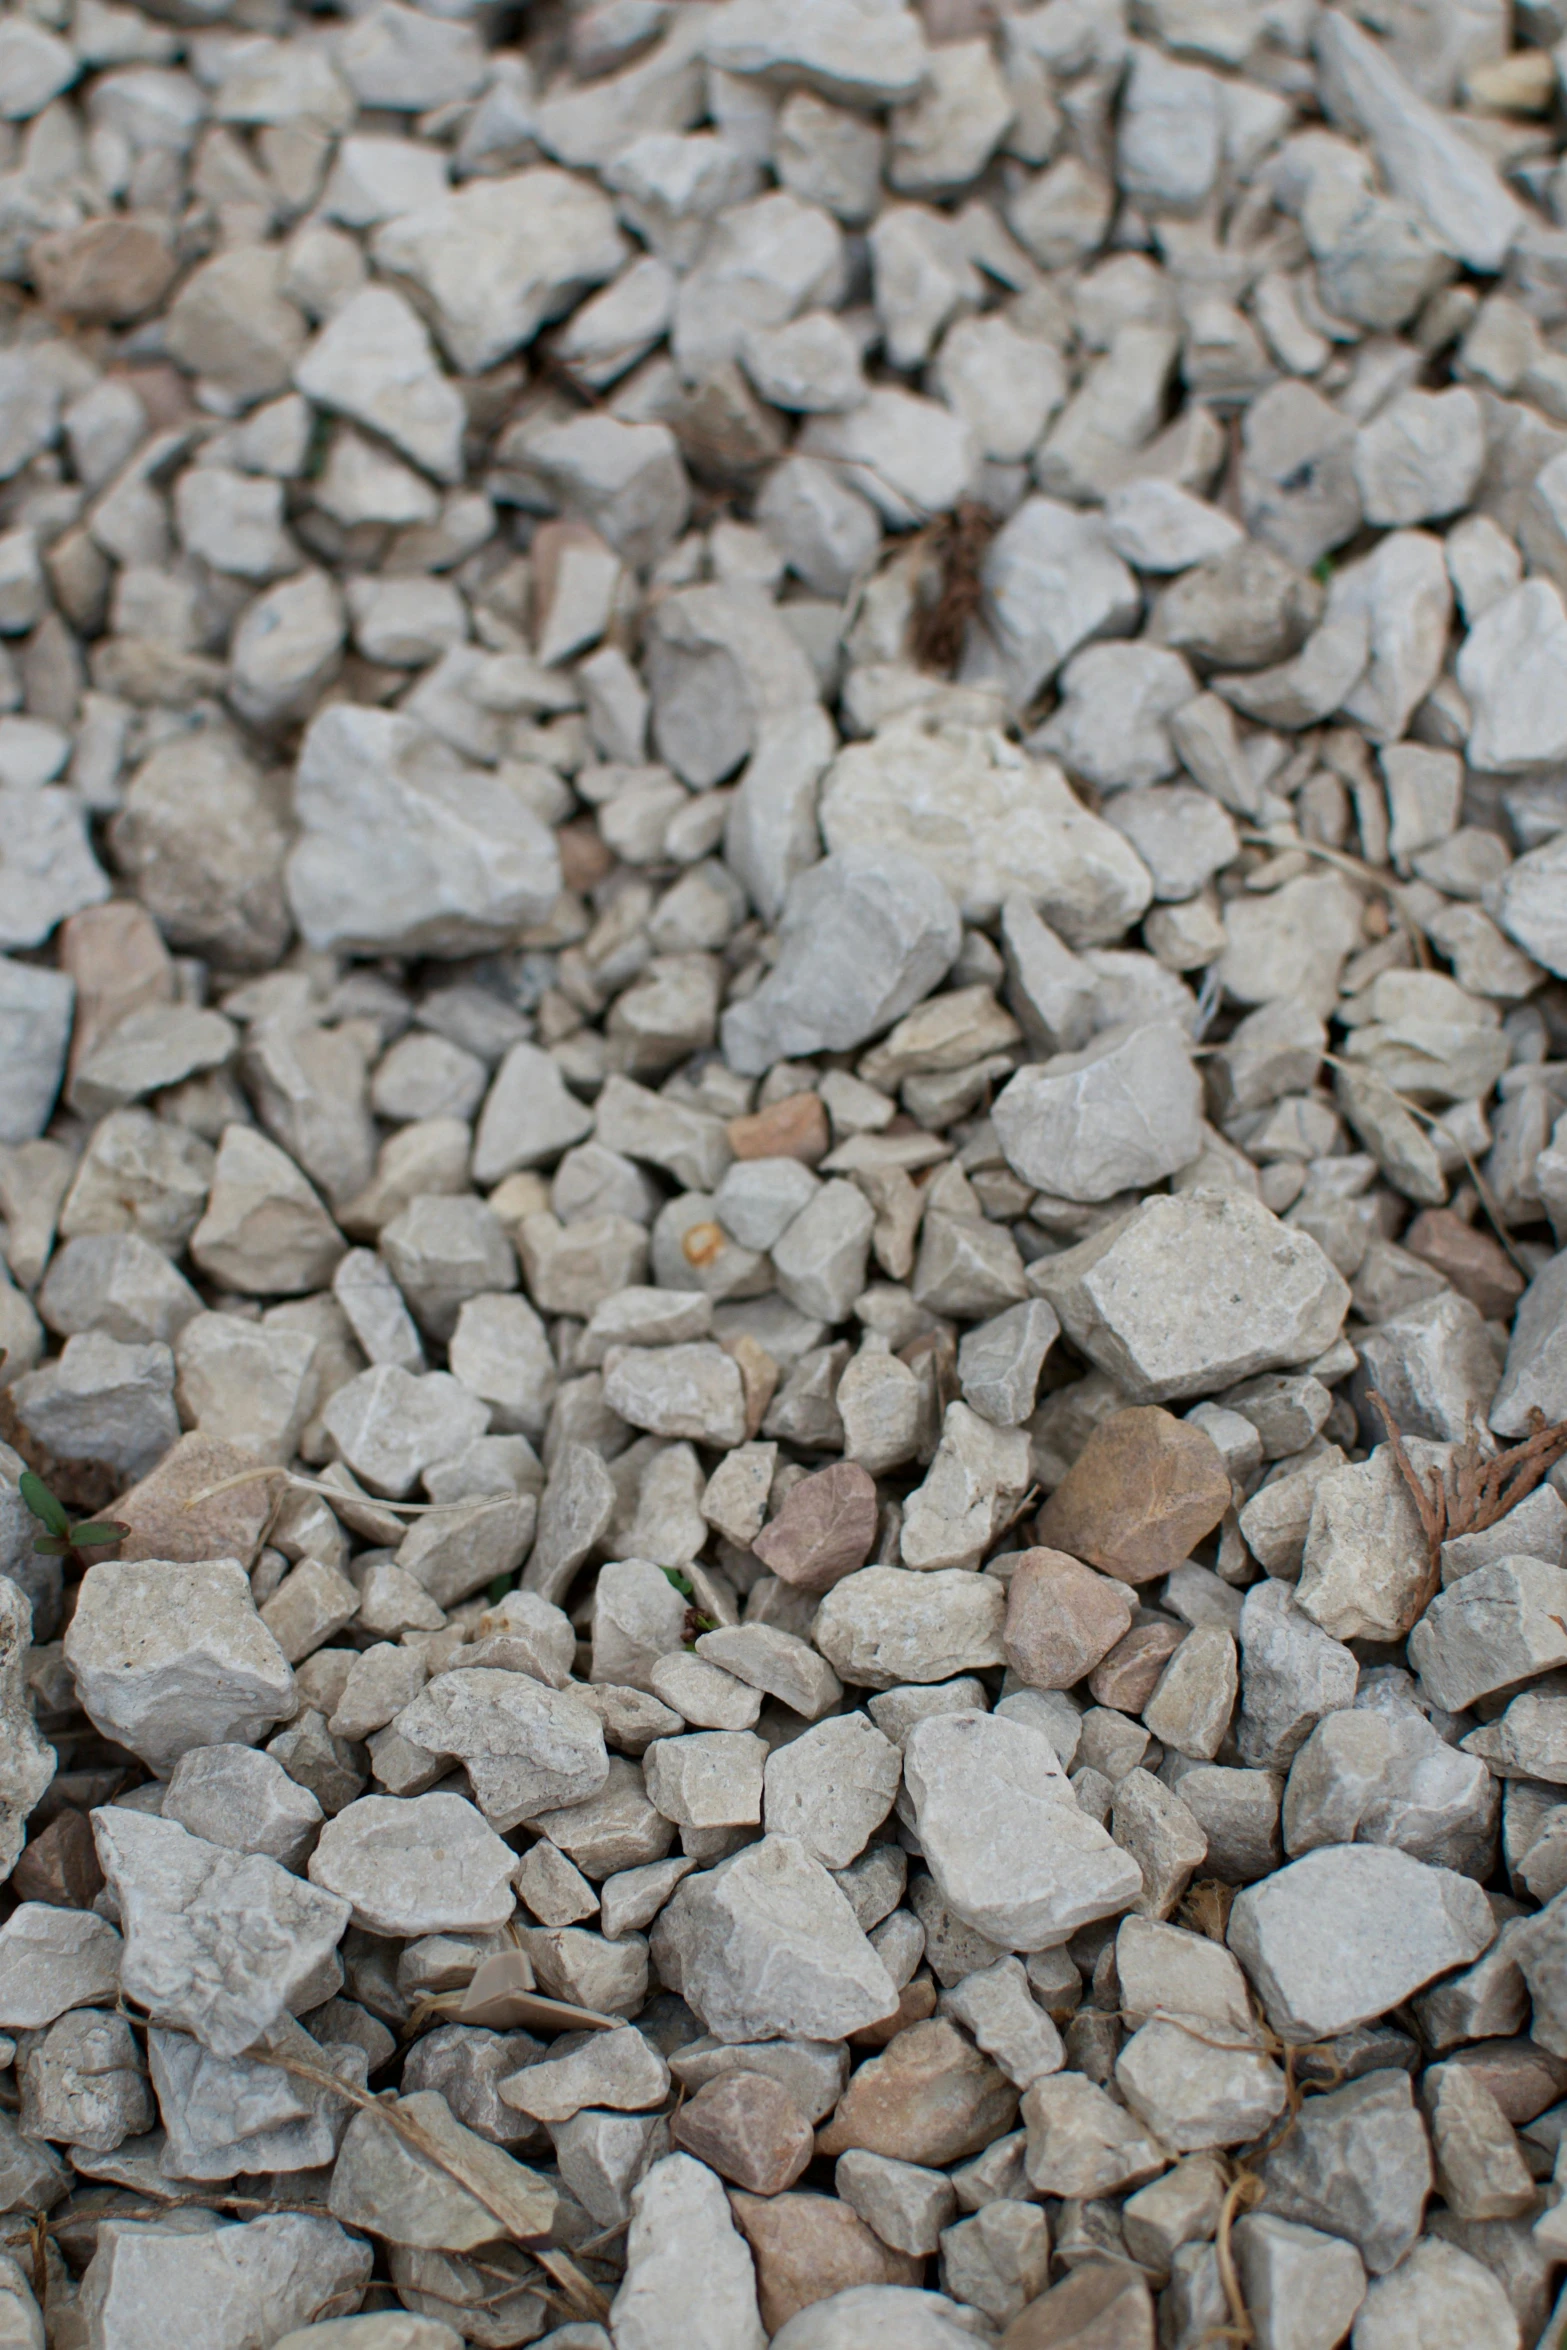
left=77, top=2214, right=371, bottom=2350
left=993, top=1022, right=1202, bottom=1203
left=92, top=1808, right=350, bottom=2058
left=1031, top=1192, right=1350, bottom=1405
left=1229, top=1845, right=1495, bottom=2042
left=1257, top=2068, right=1432, bottom=2274
left=721, top=849, right=960, bottom=1076
left=651, top=1834, right=899, bottom=2042
left=65, top=1558, right=296, bottom=1775
left=0, top=958, right=72, bottom=1144
left=289, top=708, right=561, bottom=959
left=610, top=2152, right=765, bottom=2350
left=905, top=1710, right=1143, bottom=1951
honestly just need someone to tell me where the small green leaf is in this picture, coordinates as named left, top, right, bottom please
left=1312, top=555, right=1334, bottom=585
left=487, top=1573, right=514, bottom=1607
left=68, top=1522, right=127, bottom=1550
left=32, top=1536, right=70, bottom=1558
left=661, top=1567, right=694, bottom=1598
left=18, top=1472, right=69, bottom=1539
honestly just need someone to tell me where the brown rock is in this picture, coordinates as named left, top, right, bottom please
left=1402, top=1208, right=1524, bottom=1323
left=816, top=2019, right=1019, bottom=2166
left=1004, top=1549, right=1134, bottom=1691
left=1003, top=2260, right=1156, bottom=2350
left=32, top=218, right=177, bottom=324
left=11, top=1809, right=103, bottom=1909
left=752, top=1461, right=879, bottom=1592
left=727, top=1093, right=830, bottom=1164
left=1087, top=1619, right=1185, bottom=1712
left=671, top=2070, right=814, bottom=2194
left=59, top=902, right=175, bottom=1091
left=728, top=2189, right=923, bottom=2334
left=1034, top=1409, right=1231, bottom=1585
left=850, top=1973, right=938, bottom=2047
left=112, top=1431, right=276, bottom=1567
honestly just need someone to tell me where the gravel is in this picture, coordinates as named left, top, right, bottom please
left=2, top=0, right=1567, bottom=2343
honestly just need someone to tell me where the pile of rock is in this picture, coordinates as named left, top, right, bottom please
left=0, top=0, right=1566, bottom=2341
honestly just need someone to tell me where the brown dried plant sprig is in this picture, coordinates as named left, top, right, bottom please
left=910, top=500, right=998, bottom=675
left=1370, top=1392, right=1567, bottom=1611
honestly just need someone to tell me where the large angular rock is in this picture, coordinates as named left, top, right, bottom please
left=309, top=1794, right=517, bottom=1937
left=77, top=2215, right=372, bottom=2350
left=721, top=849, right=959, bottom=1076
left=820, top=720, right=1151, bottom=937
left=92, top=1808, right=350, bottom=2058
left=993, top=1022, right=1202, bottom=1202
left=1228, top=1845, right=1495, bottom=2042
left=651, top=1835, right=900, bottom=2043
left=370, top=167, right=627, bottom=374
left=394, top=1670, right=608, bottom=1832
left=904, top=1712, right=1143, bottom=1951
left=611, top=2152, right=766, bottom=2350
left=813, top=1567, right=1007, bottom=1689
left=65, top=1558, right=297, bottom=1775
left=1030, top=1192, right=1350, bottom=1404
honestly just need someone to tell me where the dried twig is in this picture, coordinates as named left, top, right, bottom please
left=1370, top=1392, right=1567, bottom=1607
left=909, top=500, right=997, bottom=674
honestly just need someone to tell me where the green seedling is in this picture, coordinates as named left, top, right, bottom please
left=17, top=1471, right=126, bottom=1573
left=661, top=1564, right=716, bottom=1645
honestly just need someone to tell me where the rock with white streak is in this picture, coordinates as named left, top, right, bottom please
left=994, top=1023, right=1202, bottom=1203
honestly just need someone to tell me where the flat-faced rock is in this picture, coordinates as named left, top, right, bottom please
left=1030, top=1193, right=1349, bottom=1406
left=817, top=2018, right=1017, bottom=2166
left=92, top=1808, right=350, bottom=2059
left=610, top=2152, right=765, bottom=2350
left=903, top=1711, right=1144, bottom=1950
left=1228, top=1845, right=1495, bottom=2043
left=393, top=1670, right=608, bottom=1832
left=729, top=2189, right=924, bottom=2337
left=751, top=1461, right=879, bottom=1591
left=671, top=2069, right=815, bottom=2193
left=64, top=1558, right=296, bottom=1776
left=1035, top=1408, right=1232, bottom=1585
left=1003, top=1549, right=1135, bottom=1690
left=651, top=1834, right=899, bottom=2043
left=309, top=1794, right=517, bottom=1937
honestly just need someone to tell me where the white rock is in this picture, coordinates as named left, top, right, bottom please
left=968, top=497, right=1142, bottom=707
left=610, top=2153, right=765, bottom=2350
left=371, top=167, right=626, bottom=375
left=906, top=1712, right=1144, bottom=1951
left=1228, top=1844, right=1495, bottom=2041
left=309, top=1793, right=517, bottom=1936
left=288, top=708, right=561, bottom=959
left=294, top=287, right=465, bottom=486
left=93, top=1808, right=350, bottom=2058
left=820, top=720, right=1151, bottom=940
left=65, top=1557, right=296, bottom=1774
